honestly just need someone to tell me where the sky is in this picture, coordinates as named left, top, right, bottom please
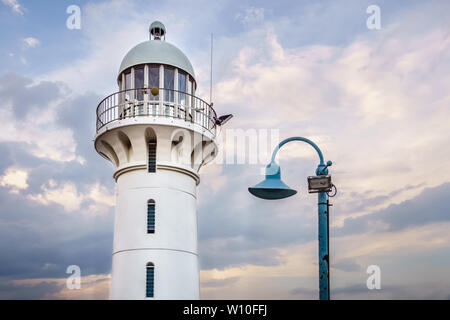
left=0, top=0, right=450, bottom=299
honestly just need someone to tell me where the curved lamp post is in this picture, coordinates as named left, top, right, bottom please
left=248, top=137, right=333, bottom=300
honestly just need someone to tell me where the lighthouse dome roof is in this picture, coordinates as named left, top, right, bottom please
left=119, top=34, right=195, bottom=80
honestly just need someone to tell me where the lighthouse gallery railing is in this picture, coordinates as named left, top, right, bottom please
left=96, top=88, right=217, bottom=135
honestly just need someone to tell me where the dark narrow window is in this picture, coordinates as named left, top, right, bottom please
left=147, top=199, right=155, bottom=233
left=148, top=65, right=160, bottom=88
left=148, top=65, right=160, bottom=102
left=146, top=262, right=154, bottom=298
left=164, top=66, right=175, bottom=102
left=148, top=140, right=157, bottom=172
left=124, top=70, right=132, bottom=90
left=124, top=70, right=132, bottom=107
left=178, top=71, right=186, bottom=105
left=135, top=66, right=145, bottom=101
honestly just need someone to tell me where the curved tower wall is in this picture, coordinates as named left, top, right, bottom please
left=96, top=122, right=217, bottom=299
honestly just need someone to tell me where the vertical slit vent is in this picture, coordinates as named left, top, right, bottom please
left=148, top=141, right=157, bottom=172
left=147, top=200, right=155, bottom=234
left=146, top=263, right=154, bottom=298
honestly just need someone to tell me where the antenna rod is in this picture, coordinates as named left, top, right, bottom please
left=210, top=33, right=213, bottom=105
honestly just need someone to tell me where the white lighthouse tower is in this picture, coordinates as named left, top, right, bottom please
left=94, top=21, right=226, bottom=299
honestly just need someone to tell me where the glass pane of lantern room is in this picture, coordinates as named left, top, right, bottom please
left=187, top=79, right=192, bottom=107
left=189, top=78, right=194, bottom=108
left=148, top=65, right=159, bottom=101
left=135, top=66, right=144, bottom=101
left=125, top=70, right=132, bottom=100
left=118, top=79, right=123, bottom=104
left=178, top=71, right=186, bottom=106
left=164, top=66, right=174, bottom=102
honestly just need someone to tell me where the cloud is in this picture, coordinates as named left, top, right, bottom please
left=0, top=278, right=62, bottom=299
left=0, top=69, right=115, bottom=285
left=0, top=184, right=114, bottom=280
left=1, top=0, right=23, bottom=15
left=201, top=276, right=240, bottom=288
left=335, top=183, right=450, bottom=236
left=235, top=7, right=265, bottom=25
left=333, top=258, right=361, bottom=272
left=330, top=282, right=450, bottom=300
left=0, top=273, right=110, bottom=299
left=0, top=167, right=29, bottom=194
left=23, top=37, right=40, bottom=48
left=0, top=73, right=83, bottom=163
left=28, top=181, right=84, bottom=212
left=27, top=180, right=114, bottom=214
left=289, top=287, right=317, bottom=296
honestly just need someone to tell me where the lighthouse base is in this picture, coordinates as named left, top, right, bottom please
left=110, top=249, right=199, bottom=300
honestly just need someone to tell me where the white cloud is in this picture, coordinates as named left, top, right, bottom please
left=0, top=106, right=80, bottom=163
left=212, top=19, right=450, bottom=224
left=2, top=0, right=23, bottom=15
left=28, top=180, right=115, bottom=215
left=23, top=37, right=40, bottom=48
left=28, top=181, right=84, bottom=212
left=235, top=7, right=265, bottom=25
left=40, top=1, right=150, bottom=94
left=0, top=74, right=85, bottom=163
left=0, top=167, right=29, bottom=194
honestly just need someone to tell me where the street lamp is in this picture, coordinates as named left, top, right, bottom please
left=248, top=137, right=334, bottom=300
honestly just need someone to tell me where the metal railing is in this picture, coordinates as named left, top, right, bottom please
left=96, top=88, right=217, bottom=135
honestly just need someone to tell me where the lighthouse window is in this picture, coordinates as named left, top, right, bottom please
left=148, top=65, right=160, bottom=102
left=135, top=66, right=145, bottom=101
left=147, top=199, right=155, bottom=233
left=124, top=70, right=132, bottom=91
left=123, top=70, right=132, bottom=102
left=148, top=65, right=159, bottom=89
left=146, top=262, right=154, bottom=298
left=178, top=71, right=186, bottom=106
left=187, top=79, right=192, bottom=107
left=148, top=140, right=157, bottom=173
left=164, top=66, right=175, bottom=102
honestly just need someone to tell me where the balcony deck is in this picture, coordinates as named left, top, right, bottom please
left=96, top=88, right=217, bottom=135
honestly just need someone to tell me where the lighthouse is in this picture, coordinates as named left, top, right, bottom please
left=94, top=21, right=228, bottom=299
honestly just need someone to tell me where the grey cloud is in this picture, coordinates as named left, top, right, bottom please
left=333, top=259, right=362, bottom=272
left=289, top=287, right=317, bottom=296
left=335, top=183, right=426, bottom=217
left=334, top=182, right=450, bottom=237
left=0, top=73, right=114, bottom=285
left=200, top=245, right=282, bottom=270
left=0, top=278, right=64, bottom=300
left=330, top=283, right=449, bottom=300
left=0, top=73, right=63, bottom=119
left=0, top=186, right=114, bottom=279
left=198, top=162, right=317, bottom=270
left=201, top=277, right=240, bottom=288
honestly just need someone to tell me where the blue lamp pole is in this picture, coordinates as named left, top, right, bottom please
left=248, top=137, right=333, bottom=300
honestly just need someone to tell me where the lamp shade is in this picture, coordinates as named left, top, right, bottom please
left=248, top=162, right=297, bottom=200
